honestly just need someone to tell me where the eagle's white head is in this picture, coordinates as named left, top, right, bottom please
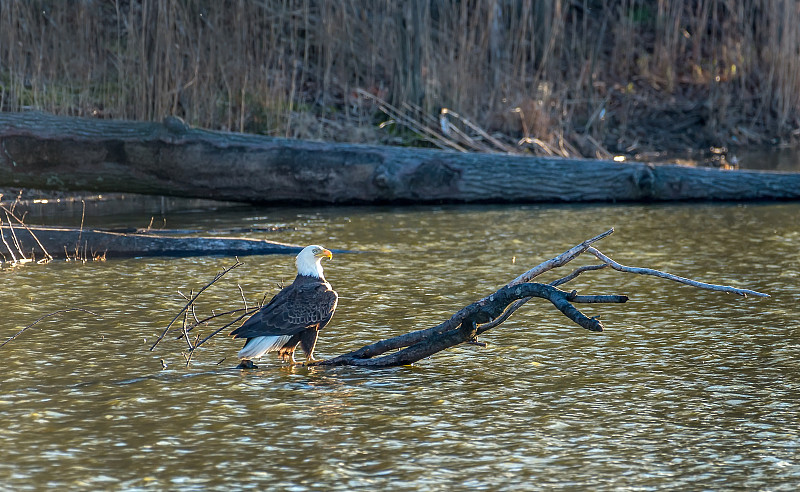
left=295, top=244, right=333, bottom=278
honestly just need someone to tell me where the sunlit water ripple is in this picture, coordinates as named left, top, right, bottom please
left=1, top=201, right=799, bottom=490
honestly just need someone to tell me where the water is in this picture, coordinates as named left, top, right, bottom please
left=737, top=147, right=800, bottom=172
left=1, top=200, right=799, bottom=490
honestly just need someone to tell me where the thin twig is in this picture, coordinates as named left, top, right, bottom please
left=440, top=107, right=517, bottom=153
left=2, top=204, right=57, bottom=260
left=180, top=290, right=194, bottom=350
left=150, top=258, right=244, bottom=351
left=1, top=308, right=102, bottom=348
left=175, top=306, right=253, bottom=338
left=550, top=264, right=609, bottom=287
left=0, top=219, right=18, bottom=264
left=75, top=200, right=85, bottom=259
left=189, top=309, right=255, bottom=352
left=586, top=247, right=770, bottom=298
left=358, top=89, right=469, bottom=152
left=508, top=228, right=614, bottom=286
left=10, top=190, right=23, bottom=214
left=403, top=101, right=492, bottom=153
left=4, top=213, right=27, bottom=260
left=178, top=290, right=201, bottom=325
left=189, top=298, right=199, bottom=324
left=185, top=334, right=200, bottom=368
left=237, top=283, right=248, bottom=311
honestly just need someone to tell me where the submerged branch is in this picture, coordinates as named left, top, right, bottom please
left=314, top=230, right=620, bottom=365
left=1, top=308, right=102, bottom=348
left=315, top=283, right=626, bottom=367
left=311, top=229, right=767, bottom=368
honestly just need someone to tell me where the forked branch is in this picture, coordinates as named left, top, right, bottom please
left=149, top=258, right=244, bottom=351
left=310, top=228, right=768, bottom=368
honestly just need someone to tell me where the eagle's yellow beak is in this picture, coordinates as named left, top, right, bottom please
left=317, top=248, right=333, bottom=260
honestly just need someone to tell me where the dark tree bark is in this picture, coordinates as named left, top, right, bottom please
left=315, top=283, right=622, bottom=368
left=2, top=111, right=799, bottom=205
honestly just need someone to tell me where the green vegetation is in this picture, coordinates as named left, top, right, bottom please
left=1, top=0, right=798, bottom=159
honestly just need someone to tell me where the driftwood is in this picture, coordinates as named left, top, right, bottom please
left=160, top=229, right=768, bottom=368
left=2, top=111, right=800, bottom=204
left=311, top=229, right=768, bottom=368
left=0, top=223, right=305, bottom=261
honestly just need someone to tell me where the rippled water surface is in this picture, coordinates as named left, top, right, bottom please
left=1, top=200, right=799, bottom=490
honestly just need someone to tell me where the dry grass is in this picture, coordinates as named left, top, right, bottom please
left=1, top=0, right=798, bottom=159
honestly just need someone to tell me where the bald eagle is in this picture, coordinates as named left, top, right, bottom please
left=230, top=245, right=338, bottom=365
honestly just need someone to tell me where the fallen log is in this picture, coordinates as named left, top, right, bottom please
left=1, top=111, right=799, bottom=204
left=0, top=223, right=304, bottom=260
left=311, top=229, right=768, bottom=368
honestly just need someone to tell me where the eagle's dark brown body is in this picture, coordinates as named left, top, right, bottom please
left=230, top=273, right=338, bottom=363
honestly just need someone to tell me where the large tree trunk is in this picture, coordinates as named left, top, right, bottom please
left=1, top=111, right=798, bottom=204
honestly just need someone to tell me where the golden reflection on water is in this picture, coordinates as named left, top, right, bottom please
left=1, top=200, right=799, bottom=490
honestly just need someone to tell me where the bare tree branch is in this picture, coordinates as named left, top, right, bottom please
left=550, top=264, right=609, bottom=287
left=150, top=258, right=243, bottom=351
left=0, top=203, right=53, bottom=262
left=586, top=247, right=770, bottom=297
left=508, top=228, right=615, bottom=286
left=315, top=283, right=626, bottom=367
left=477, top=264, right=612, bottom=335
left=309, top=229, right=767, bottom=368
left=174, top=307, right=254, bottom=338
left=1, top=308, right=102, bottom=348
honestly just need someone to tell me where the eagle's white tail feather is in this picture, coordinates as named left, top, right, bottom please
left=238, top=335, right=292, bottom=359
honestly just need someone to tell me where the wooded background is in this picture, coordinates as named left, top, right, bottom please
left=1, top=1, right=799, bottom=161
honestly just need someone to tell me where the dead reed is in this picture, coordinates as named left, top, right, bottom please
left=1, top=0, right=798, bottom=158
